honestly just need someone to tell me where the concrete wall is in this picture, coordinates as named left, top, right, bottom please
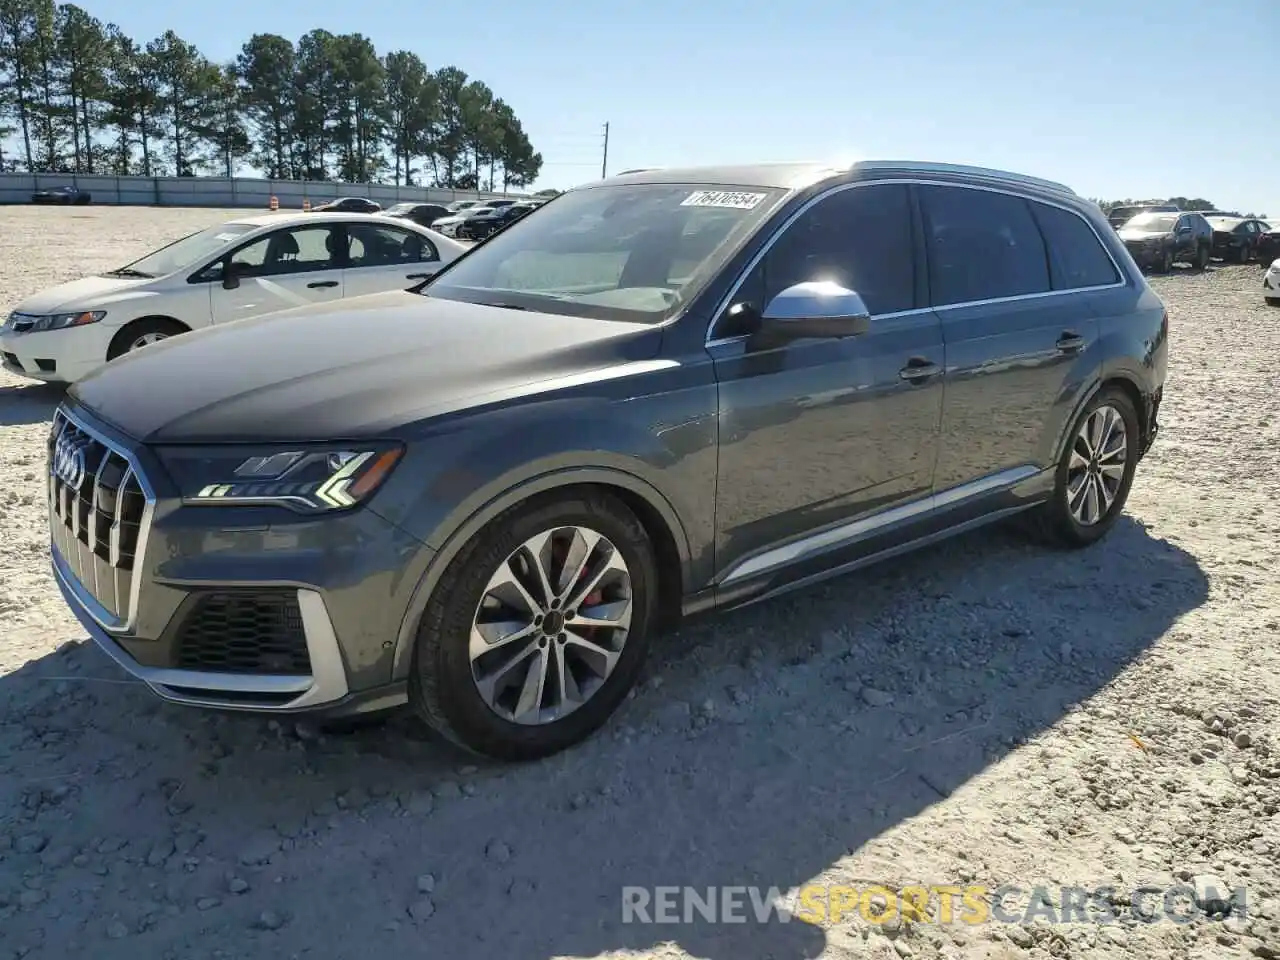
left=0, top=172, right=524, bottom=209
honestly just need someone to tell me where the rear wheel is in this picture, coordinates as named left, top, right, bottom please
left=106, top=317, right=188, bottom=361
left=409, top=491, right=658, bottom=760
left=1022, top=386, right=1140, bottom=549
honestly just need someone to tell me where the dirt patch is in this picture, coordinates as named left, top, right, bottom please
left=1, top=208, right=1277, bottom=960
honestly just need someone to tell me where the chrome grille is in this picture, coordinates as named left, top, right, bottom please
left=48, top=409, right=150, bottom=626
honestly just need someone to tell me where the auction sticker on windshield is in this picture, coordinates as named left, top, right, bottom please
left=681, top=190, right=767, bottom=210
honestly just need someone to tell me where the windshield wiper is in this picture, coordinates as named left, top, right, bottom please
left=486, top=302, right=529, bottom=311
left=103, top=268, right=153, bottom=279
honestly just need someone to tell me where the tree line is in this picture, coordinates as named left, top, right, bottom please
left=1095, top=197, right=1268, bottom=219
left=0, top=0, right=543, bottom=190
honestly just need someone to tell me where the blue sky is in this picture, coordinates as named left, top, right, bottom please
left=79, top=0, right=1280, bottom=213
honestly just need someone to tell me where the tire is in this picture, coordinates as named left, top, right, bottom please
left=1236, top=244, right=1251, bottom=264
left=106, top=317, right=188, bottom=361
left=1194, top=244, right=1210, bottom=270
left=409, top=490, right=658, bottom=761
left=1266, top=297, right=1280, bottom=307
left=1157, top=248, right=1174, bottom=273
left=1022, top=386, right=1141, bottom=549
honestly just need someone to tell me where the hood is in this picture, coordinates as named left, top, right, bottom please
left=13, top=275, right=152, bottom=314
left=1118, top=228, right=1170, bottom=242
left=69, top=291, right=663, bottom=443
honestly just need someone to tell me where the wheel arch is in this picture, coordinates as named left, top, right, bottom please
left=389, top=466, right=692, bottom=681
left=1054, top=372, right=1150, bottom=464
left=106, top=315, right=192, bottom=359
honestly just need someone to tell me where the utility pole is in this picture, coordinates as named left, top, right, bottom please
left=601, top=122, right=610, bottom=179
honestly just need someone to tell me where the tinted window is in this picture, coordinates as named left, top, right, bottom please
left=743, top=183, right=916, bottom=317
left=227, top=225, right=342, bottom=277
left=347, top=224, right=438, bottom=266
left=1030, top=201, right=1120, bottom=290
left=920, top=185, right=1050, bottom=305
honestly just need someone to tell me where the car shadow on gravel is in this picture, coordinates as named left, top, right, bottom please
left=0, top=381, right=65, bottom=426
left=0, top=516, right=1208, bottom=960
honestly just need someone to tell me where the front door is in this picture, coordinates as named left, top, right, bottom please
left=208, top=223, right=345, bottom=324
left=709, top=182, right=945, bottom=583
left=917, top=184, right=1108, bottom=490
left=342, top=222, right=444, bottom=298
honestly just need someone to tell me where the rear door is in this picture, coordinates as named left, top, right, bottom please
left=206, top=222, right=345, bottom=324
left=342, top=222, right=443, bottom=298
left=919, top=184, right=1112, bottom=490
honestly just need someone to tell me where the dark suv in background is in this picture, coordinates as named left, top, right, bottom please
left=50, top=160, right=1168, bottom=761
left=1107, top=201, right=1179, bottom=229
left=1117, top=211, right=1212, bottom=271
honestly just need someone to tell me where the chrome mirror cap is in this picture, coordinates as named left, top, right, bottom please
left=762, top=280, right=870, bottom=322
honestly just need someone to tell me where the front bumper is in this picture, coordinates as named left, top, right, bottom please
left=0, top=325, right=110, bottom=383
left=48, top=405, right=428, bottom=715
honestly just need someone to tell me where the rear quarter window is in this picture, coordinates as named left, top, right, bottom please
left=1029, top=201, right=1121, bottom=290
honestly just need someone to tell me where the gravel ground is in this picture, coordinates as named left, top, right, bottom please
left=1, top=206, right=1279, bottom=960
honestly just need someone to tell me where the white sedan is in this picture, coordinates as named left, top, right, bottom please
left=0, top=212, right=465, bottom=384
left=1265, top=258, right=1280, bottom=306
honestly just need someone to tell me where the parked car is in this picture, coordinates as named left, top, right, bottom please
left=383, top=202, right=451, bottom=228
left=32, top=185, right=91, bottom=205
left=1, top=213, right=464, bottom=383
left=1264, top=257, right=1280, bottom=306
left=1106, top=202, right=1179, bottom=229
left=1117, top=211, right=1212, bottom=271
left=1206, top=216, right=1270, bottom=262
left=456, top=201, right=539, bottom=240
left=310, top=197, right=382, bottom=214
left=50, top=160, right=1167, bottom=761
left=430, top=206, right=496, bottom=238
left=1253, top=221, right=1280, bottom=264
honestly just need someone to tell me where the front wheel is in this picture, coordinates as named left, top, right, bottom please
left=1022, top=387, right=1141, bottom=549
left=1157, top=248, right=1174, bottom=273
left=106, top=317, right=188, bottom=361
left=409, top=491, right=658, bottom=760
left=1195, top=244, right=1210, bottom=270
left=1266, top=297, right=1280, bottom=307
left=1237, top=244, right=1251, bottom=264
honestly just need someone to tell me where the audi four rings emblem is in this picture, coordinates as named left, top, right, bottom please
left=52, top=434, right=88, bottom=488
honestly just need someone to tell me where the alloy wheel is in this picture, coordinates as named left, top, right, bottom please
left=1066, top=404, right=1128, bottom=526
left=130, top=332, right=169, bottom=350
left=469, top=526, right=633, bottom=725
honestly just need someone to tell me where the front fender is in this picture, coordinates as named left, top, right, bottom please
left=370, top=367, right=720, bottom=681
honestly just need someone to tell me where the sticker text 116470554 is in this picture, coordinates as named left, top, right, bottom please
left=680, top=190, right=768, bottom=210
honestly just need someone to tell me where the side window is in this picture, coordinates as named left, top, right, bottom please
left=1029, top=201, right=1120, bottom=290
left=347, top=225, right=438, bottom=266
left=739, top=183, right=916, bottom=318
left=227, top=226, right=342, bottom=277
left=920, top=185, right=1050, bottom=306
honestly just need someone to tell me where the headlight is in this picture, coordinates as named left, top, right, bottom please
left=18, top=310, right=106, bottom=332
left=160, top=444, right=403, bottom=513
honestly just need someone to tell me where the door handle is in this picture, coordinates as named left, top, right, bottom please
left=898, top=358, right=941, bottom=382
left=405, top=272, right=432, bottom=280
left=1056, top=331, right=1086, bottom=352
left=307, top=280, right=339, bottom=289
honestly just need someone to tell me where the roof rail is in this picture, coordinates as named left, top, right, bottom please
left=850, top=160, right=1076, bottom=196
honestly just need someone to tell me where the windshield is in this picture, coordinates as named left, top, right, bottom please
left=385, top=203, right=416, bottom=215
left=114, top=223, right=257, bottom=278
left=424, top=182, right=785, bottom=322
left=1124, top=213, right=1177, bottom=231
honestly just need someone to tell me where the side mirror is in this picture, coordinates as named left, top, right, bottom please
left=755, top=281, right=871, bottom=343
left=221, top=261, right=241, bottom=290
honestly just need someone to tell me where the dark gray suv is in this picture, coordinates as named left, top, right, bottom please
left=49, top=161, right=1168, bottom=760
